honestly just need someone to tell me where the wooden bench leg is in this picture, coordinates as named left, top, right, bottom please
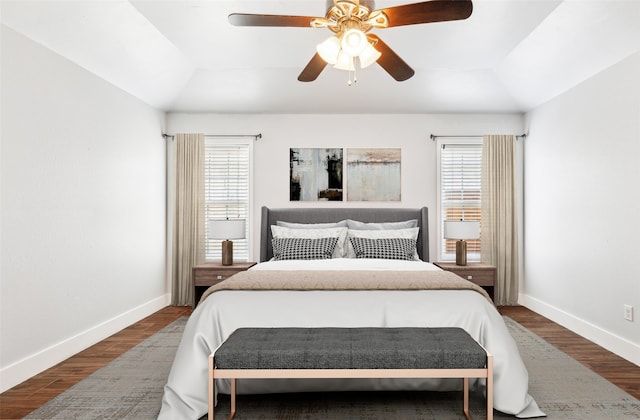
left=209, top=356, right=237, bottom=420
left=209, top=358, right=215, bottom=420
left=229, top=378, right=237, bottom=420
left=487, top=355, right=494, bottom=420
left=463, top=377, right=471, bottom=419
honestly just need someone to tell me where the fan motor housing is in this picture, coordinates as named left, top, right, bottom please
left=326, top=0, right=376, bottom=10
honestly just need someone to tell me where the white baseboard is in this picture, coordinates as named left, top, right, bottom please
left=0, top=293, right=171, bottom=393
left=519, top=293, right=640, bottom=367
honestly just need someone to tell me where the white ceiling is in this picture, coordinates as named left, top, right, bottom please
left=2, top=0, right=640, bottom=114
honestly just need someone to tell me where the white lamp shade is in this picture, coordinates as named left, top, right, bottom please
left=208, top=219, right=246, bottom=240
left=358, top=42, right=381, bottom=68
left=334, top=50, right=355, bottom=71
left=443, top=220, right=480, bottom=240
left=317, top=36, right=340, bottom=64
left=341, top=29, right=368, bottom=56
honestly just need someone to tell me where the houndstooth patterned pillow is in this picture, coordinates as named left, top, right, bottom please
left=272, top=237, right=339, bottom=260
left=349, top=237, right=417, bottom=261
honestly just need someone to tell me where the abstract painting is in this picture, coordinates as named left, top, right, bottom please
left=347, top=148, right=401, bottom=201
left=290, top=148, right=343, bottom=201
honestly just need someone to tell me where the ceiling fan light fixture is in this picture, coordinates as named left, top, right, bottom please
left=340, top=28, right=368, bottom=56
left=358, top=42, right=381, bottom=68
left=230, top=0, right=474, bottom=83
left=317, top=36, right=341, bottom=64
left=334, top=50, right=355, bottom=71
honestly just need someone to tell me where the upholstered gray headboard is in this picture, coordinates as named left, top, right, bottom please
left=260, top=206, right=429, bottom=262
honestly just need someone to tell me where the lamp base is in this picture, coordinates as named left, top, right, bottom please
left=455, top=240, right=467, bottom=266
left=221, top=240, right=233, bottom=266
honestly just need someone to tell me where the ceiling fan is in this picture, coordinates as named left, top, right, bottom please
left=228, top=0, right=473, bottom=83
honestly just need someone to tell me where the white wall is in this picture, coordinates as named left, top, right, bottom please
left=167, top=113, right=524, bottom=262
left=0, top=26, right=168, bottom=391
left=523, top=51, right=640, bottom=365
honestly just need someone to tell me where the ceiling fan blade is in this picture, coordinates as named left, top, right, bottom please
left=378, top=0, right=473, bottom=27
left=369, top=34, right=415, bottom=81
left=228, top=13, right=317, bottom=27
left=298, top=53, right=327, bottom=82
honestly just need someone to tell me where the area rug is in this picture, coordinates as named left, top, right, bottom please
left=25, top=317, right=639, bottom=419
left=25, top=317, right=187, bottom=420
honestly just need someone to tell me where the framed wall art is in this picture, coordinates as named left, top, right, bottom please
left=347, top=148, right=401, bottom=201
left=290, top=148, right=343, bottom=201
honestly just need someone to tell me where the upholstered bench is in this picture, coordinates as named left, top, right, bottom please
left=208, top=327, right=493, bottom=420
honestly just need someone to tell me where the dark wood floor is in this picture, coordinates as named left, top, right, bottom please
left=0, top=305, right=638, bottom=419
left=0, top=306, right=191, bottom=419
left=498, top=306, right=640, bottom=399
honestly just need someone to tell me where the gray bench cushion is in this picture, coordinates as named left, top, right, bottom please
left=214, top=327, right=486, bottom=370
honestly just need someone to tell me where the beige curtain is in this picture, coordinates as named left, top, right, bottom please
left=172, top=133, right=205, bottom=306
left=481, top=135, right=519, bottom=305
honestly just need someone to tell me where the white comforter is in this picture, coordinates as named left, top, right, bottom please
left=158, top=259, right=544, bottom=419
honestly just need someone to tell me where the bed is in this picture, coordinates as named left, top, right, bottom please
left=158, top=207, right=544, bottom=419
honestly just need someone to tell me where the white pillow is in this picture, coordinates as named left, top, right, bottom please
left=346, top=227, right=420, bottom=260
left=346, top=219, right=418, bottom=230
left=271, top=225, right=348, bottom=258
left=277, top=220, right=348, bottom=229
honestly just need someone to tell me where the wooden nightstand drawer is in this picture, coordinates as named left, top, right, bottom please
left=194, top=270, right=235, bottom=286
left=434, top=262, right=497, bottom=302
left=447, top=269, right=494, bottom=286
left=192, top=262, right=256, bottom=307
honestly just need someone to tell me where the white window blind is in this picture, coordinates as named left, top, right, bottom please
left=204, top=139, right=251, bottom=261
left=438, top=140, right=482, bottom=262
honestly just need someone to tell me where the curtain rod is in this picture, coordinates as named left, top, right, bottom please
left=162, top=133, right=262, bottom=141
left=430, top=133, right=527, bottom=141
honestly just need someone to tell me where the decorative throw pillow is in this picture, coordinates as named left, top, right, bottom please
left=271, top=225, right=348, bottom=258
left=345, top=227, right=420, bottom=260
left=272, top=237, right=339, bottom=261
left=349, top=237, right=417, bottom=261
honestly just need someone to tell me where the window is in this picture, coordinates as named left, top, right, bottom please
left=437, top=139, right=482, bottom=262
left=204, top=138, right=252, bottom=261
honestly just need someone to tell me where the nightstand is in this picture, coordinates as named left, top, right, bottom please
left=192, top=261, right=257, bottom=308
left=434, top=262, right=497, bottom=303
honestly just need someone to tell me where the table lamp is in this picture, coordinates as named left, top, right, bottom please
left=207, top=219, right=246, bottom=266
left=443, top=220, right=480, bottom=266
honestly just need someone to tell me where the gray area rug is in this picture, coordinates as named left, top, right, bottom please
left=25, top=317, right=639, bottom=419
left=25, top=318, right=186, bottom=420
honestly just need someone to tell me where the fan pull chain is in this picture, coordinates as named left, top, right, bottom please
left=348, top=58, right=357, bottom=86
